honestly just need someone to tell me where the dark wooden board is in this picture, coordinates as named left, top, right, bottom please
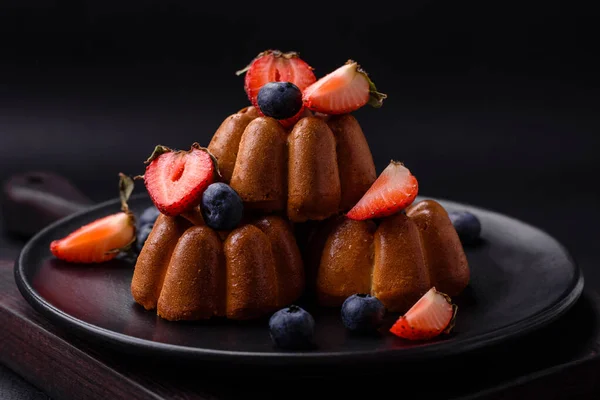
left=2, top=259, right=600, bottom=400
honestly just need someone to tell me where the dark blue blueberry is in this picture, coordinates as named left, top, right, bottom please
left=201, top=183, right=244, bottom=231
left=448, top=210, right=482, bottom=245
left=136, top=223, right=154, bottom=252
left=341, top=294, right=385, bottom=333
left=257, top=81, right=303, bottom=120
left=139, top=206, right=160, bottom=227
left=269, top=305, right=316, bottom=350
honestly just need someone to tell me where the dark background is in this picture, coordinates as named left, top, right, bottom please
left=0, top=3, right=598, bottom=272
left=0, top=1, right=599, bottom=398
left=1, top=0, right=598, bottom=269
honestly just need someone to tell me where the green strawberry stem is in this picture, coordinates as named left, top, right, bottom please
left=349, top=60, right=388, bottom=108
left=118, top=173, right=135, bottom=213
left=144, top=144, right=172, bottom=165
left=235, top=49, right=301, bottom=76
left=367, top=82, right=388, bottom=108
left=444, top=304, right=459, bottom=334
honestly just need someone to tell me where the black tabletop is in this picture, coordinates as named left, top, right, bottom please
left=1, top=2, right=599, bottom=399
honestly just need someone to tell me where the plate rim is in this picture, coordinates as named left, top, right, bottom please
left=13, top=194, right=585, bottom=364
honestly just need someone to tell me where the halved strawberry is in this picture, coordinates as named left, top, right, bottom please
left=302, top=60, right=387, bottom=115
left=390, top=287, right=458, bottom=341
left=143, top=143, right=218, bottom=217
left=50, top=174, right=136, bottom=264
left=236, top=49, right=316, bottom=127
left=346, top=161, right=418, bottom=220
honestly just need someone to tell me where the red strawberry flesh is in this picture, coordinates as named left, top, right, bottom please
left=390, top=287, right=457, bottom=341
left=237, top=50, right=316, bottom=125
left=346, top=161, right=418, bottom=220
left=144, top=143, right=217, bottom=217
left=302, top=60, right=387, bottom=115
left=50, top=173, right=136, bottom=264
left=50, top=212, right=135, bottom=263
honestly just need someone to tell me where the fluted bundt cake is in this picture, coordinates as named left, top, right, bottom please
left=207, top=106, right=377, bottom=223
left=306, top=199, right=470, bottom=313
left=131, top=212, right=304, bottom=321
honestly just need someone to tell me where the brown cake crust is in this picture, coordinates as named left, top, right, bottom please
left=372, top=212, right=430, bottom=313
left=327, top=114, right=377, bottom=211
left=131, top=214, right=304, bottom=321
left=316, top=217, right=375, bottom=306
left=253, top=216, right=305, bottom=307
left=223, top=225, right=278, bottom=320
left=207, top=106, right=260, bottom=182
left=406, top=200, right=470, bottom=296
left=229, top=117, right=287, bottom=213
left=209, top=111, right=376, bottom=223
left=157, top=226, right=225, bottom=321
left=287, top=117, right=341, bottom=222
left=309, top=200, right=470, bottom=313
left=131, top=214, right=191, bottom=310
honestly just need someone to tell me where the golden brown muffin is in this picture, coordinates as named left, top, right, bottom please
left=207, top=106, right=260, bottom=182
left=287, top=117, right=341, bottom=222
left=372, top=212, right=431, bottom=313
left=326, top=114, right=377, bottom=211
left=207, top=111, right=376, bottom=223
left=229, top=117, right=288, bottom=213
left=406, top=200, right=470, bottom=296
left=131, top=214, right=304, bottom=321
left=157, top=226, right=225, bottom=320
left=131, top=213, right=192, bottom=310
left=308, top=199, right=470, bottom=313
left=316, top=217, right=375, bottom=306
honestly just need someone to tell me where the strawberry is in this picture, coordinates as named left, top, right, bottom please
left=277, top=107, right=307, bottom=129
left=389, top=287, right=458, bottom=341
left=50, top=174, right=136, bottom=263
left=302, top=60, right=387, bottom=115
left=143, top=143, right=219, bottom=217
left=346, top=161, right=418, bottom=220
left=236, top=50, right=316, bottom=127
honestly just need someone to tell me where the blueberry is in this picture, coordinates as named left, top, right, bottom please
left=139, top=206, right=160, bottom=226
left=257, top=81, right=303, bottom=120
left=136, top=223, right=154, bottom=252
left=448, top=210, right=481, bottom=245
left=201, top=183, right=244, bottom=231
left=269, top=305, right=316, bottom=350
left=341, top=294, right=386, bottom=333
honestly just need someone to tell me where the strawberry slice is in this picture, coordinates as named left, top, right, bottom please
left=346, top=161, right=418, bottom=220
left=302, top=60, right=387, bottom=115
left=236, top=49, right=316, bottom=127
left=143, top=143, right=218, bottom=217
left=390, top=287, right=458, bottom=341
left=50, top=174, right=136, bottom=263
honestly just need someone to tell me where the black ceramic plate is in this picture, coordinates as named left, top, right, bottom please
left=14, top=195, right=584, bottom=367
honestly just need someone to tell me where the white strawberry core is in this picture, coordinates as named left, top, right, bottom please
left=155, top=150, right=211, bottom=203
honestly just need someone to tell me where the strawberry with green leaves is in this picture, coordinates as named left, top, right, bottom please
left=302, top=60, right=387, bottom=115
